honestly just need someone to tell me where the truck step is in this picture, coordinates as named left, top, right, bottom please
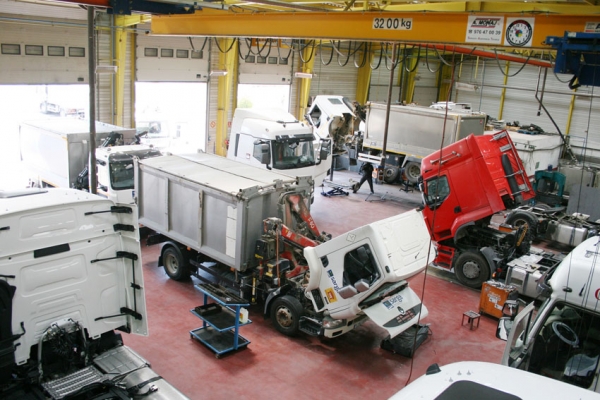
left=299, top=317, right=322, bottom=336
left=42, top=366, right=104, bottom=399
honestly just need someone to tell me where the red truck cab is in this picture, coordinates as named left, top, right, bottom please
left=420, top=131, right=536, bottom=288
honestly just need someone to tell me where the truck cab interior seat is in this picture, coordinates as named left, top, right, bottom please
left=343, top=246, right=379, bottom=288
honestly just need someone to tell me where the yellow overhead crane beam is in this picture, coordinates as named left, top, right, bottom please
left=152, top=9, right=597, bottom=49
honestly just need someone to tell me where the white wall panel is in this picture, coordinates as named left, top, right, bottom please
left=568, top=86, right=600, bottom=163
left=0, top=20, right=87, bottom=84
left=454, top=59, right=503, bottom=117
left=136, top=25, right=209, bottom=82
left=412, top=58, right=440, bottom=106
left=238, top=39, right=292, bottom=85
left=369, top=57, right=401, bottom=103
left=0, top=4, right=86, bottom=20
left=454, top=59, right=600, bottom=163
left=309, top=44, right=358, bottom=101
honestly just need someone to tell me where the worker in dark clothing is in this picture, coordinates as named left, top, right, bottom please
left=353, top=162, right=374, bottom=194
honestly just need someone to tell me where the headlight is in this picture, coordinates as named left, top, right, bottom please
left=322, top=317, right=344, bottom=330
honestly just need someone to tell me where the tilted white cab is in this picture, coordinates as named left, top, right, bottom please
left=0, top=188, right=187, bottom=399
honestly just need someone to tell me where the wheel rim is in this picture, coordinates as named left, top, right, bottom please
left=406, top=164, right=420, bottom=180
left=462, top=260, right=481, bottom=279
left=512, top=218, right=527, bottom=228
left=164, top=253, right=179, bottom=274
left=275, top=306, right=294, bottom=328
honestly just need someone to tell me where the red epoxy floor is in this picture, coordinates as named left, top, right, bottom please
left=123, top=170, right=507, bottom=399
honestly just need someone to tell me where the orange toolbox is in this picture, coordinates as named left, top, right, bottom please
left=479, top=281, right=519, bottom=318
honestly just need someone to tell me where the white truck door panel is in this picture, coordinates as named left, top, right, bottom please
left=362, top=286, right=428, bottom=338
left=501, top=301, right=535, bottom=367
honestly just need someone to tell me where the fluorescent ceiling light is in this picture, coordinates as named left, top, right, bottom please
left=455, top=82, right=479, bottom=92
left=96, top=65, right=117, bottom=74
left=294, top=72, right=313, bottom=79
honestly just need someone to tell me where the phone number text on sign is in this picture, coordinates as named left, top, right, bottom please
left=373, top=17, right=413, bottom=30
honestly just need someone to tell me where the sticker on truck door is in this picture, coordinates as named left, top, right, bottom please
left=324, top=288, right=337, bottom=303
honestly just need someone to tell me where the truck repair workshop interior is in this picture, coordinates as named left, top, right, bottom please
left=1, top=1, right=600, bottom=399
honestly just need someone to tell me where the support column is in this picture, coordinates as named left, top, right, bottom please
left=404, top=49, right=419, bottom=103
left=565, top=90, right=577, bottom=136
left=438, top=63, right=454, bottom=102
left=113, top=15, right=150, bottom=127
left=296, top=41, right=316, bottom=120
left=114, top=16, right=127, bottom=127
left=216, top=38, right=238, bottom=157
left=498, top=61, right=510, bottom=120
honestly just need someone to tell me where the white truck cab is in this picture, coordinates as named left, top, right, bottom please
left=304, top=209, right=433, bottom=338
left=498, top=235, right=600, bottom=393
left=227, top=108, right=332, bottom=188
left=95, top=144, right=162, bottom=204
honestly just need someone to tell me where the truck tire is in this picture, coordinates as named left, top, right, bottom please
left=506, top=211, right=537, bottom=255
left=454, top=251, right=490, bottom=289
left=384, top=167, right=399, bottom=184
left=403, top=161, right=421, bottom=185
left=270, top=295, right=303, bottom=336
left=162, top=246, right=190, bottom=281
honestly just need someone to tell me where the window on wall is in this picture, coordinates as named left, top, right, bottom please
left=237, top=84, right=290, bottom=111
left=135, top=82, right=207, bottom=152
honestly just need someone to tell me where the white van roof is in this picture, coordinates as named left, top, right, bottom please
left=389, top=361, right=600, bottom=399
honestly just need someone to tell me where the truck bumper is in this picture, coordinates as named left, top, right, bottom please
left=322, top=314, right=369, bottom=338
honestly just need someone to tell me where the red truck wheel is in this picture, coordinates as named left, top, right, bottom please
left=454, top=251, right=490, bottom=289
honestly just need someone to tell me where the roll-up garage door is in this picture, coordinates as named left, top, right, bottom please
left=369, top=58, right=401, bottom=103
left=309, top=44, right=358, bottom=101
left=237, top=39, right=293, bottom=111
left=0, top=19, right=87, bottom=85
left=453, top=59, right=503, bottom=116
left=136, top=26, right=208, bottom=152
left=238, top=39, right=292, bottom=85
left=412, top=59, right=440, bottom=106
left=0, top=7, right=91, bottom=188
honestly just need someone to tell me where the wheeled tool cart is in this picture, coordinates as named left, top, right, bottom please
left=190, top=283, right=251, bottom=358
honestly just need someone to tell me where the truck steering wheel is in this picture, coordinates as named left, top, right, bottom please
left=552, top=321, right=579, bottom=347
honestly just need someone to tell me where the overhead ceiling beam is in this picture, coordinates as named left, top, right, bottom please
left=220, top=0, right=600, bottom=13
left=238, top=0, right=329, bottom=11
left=152, top=10, right=594, bottom=49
